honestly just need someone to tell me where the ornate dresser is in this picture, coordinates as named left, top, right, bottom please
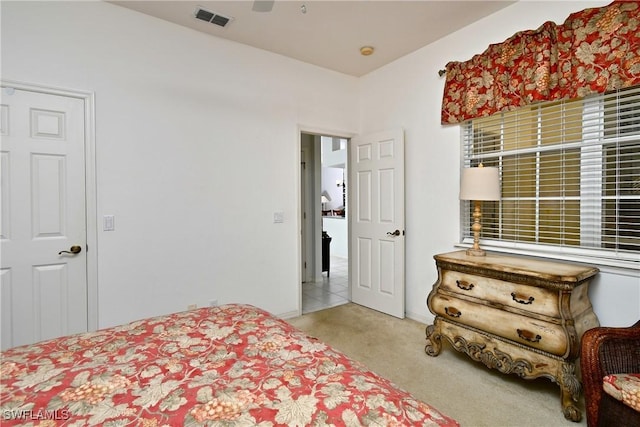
left=426, top=250, right=599, bottom=422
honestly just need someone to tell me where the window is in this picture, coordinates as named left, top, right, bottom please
left=462, top=86, right=640, bottom=267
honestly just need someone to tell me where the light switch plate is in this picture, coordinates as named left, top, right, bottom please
left=273, top=211, right=284, bottom=223
left=103, top=215, right=115, bottom=231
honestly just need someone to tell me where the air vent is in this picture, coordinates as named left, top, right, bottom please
left=194, top=7, right=232, bottom=27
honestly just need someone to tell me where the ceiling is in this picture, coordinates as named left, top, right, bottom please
left=109, top=1, right=515, bottom=77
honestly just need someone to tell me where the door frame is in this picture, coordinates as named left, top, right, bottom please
left=297, top=125, right=355, bottom=316
left=300, top=146, right=311, bottom=283
left=2, top=79, right=98, bottom=331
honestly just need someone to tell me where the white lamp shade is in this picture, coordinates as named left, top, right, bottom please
left=459, top=167, right=501, bottom=201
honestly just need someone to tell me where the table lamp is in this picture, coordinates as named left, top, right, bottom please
left=321, top=191, right=331, bottom=212
left=459, top=165, right=500, bottom=256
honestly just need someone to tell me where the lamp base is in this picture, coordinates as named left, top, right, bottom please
left=467, top=200, right=486, bottom=257
left=466, top=247, right=486, bottom=257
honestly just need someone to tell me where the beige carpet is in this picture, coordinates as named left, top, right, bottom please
left=287, top=303, right=588, bottom=427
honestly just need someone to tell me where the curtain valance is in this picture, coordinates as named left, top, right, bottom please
left=441, top=1, right=640, bottom=125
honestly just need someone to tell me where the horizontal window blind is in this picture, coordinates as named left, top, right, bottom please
left=462, top=85, right=640, bottom=265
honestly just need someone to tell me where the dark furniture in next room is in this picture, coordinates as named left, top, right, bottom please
left=322, top=231, right=331, bottom=276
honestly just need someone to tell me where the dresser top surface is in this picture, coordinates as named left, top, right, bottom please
left=435, top=251, right=599, bottom=283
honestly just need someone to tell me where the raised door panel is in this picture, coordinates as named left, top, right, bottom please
left=32, top=154, right=66, bottom=238
left=357, top=170, right=372, bottom=223
left=0, top=152, right=9, bottom=240
left=0, top=269, right=12, bottom=350
left=378, top=168, right=395, bottom=223
left=33, top=264, right=69, bottom=342
left=379, top=239, right=395, bottom=296
left=356, top=237, right=372, bottom=290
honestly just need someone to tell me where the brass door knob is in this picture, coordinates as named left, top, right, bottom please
left=58, top=245, right=82, bottom=255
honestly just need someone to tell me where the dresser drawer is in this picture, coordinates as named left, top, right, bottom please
left=440, top=270, right=560, bottom=318
left=431, top=293, right=568, bottom=357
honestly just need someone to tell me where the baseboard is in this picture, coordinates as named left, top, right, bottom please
left=277, top=309, right=301, bottom=320
left=406, top=309, right=434, bottom=325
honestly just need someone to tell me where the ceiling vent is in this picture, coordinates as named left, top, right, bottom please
left=194, top=7, right=232, bottom=27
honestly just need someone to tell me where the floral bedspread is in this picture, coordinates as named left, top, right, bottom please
left=0, top=304, right=458, bottom=426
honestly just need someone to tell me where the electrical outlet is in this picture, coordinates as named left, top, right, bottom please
left=187, top=304, right=197, bottom=310
left=209, top=300, right=218, bottom=307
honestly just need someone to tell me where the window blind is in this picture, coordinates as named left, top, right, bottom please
left=461, top=85, right=640, bottom=265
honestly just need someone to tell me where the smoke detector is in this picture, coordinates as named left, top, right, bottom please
left=360, top=46, right=374, bottom=56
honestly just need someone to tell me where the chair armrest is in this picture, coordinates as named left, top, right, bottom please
left=580, top=320, right=640, bottom=427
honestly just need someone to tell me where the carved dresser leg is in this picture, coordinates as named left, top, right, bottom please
left=425, top=323, right=442, bottom=356
left=559, top=363, right=582, bottom=422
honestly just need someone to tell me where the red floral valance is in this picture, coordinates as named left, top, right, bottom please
left=441, top=1, right=640, bottom=124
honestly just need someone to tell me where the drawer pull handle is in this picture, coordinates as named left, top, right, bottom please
left=456, top=280, right=474, bottom=291
left=445, top=307, right=462, bottom=318
left=517, top=329, right=542, bottom=343
left=511, top=292, right=535, bottom=305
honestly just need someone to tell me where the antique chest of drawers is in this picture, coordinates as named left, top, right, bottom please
left=426, top=250, right=599, bottom=422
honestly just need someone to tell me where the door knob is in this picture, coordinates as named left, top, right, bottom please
left=387, top=229, right=401, bottom=236
left=58, top=245, right=82, bottom=255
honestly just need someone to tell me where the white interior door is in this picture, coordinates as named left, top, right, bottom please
left=0, top=87, right=88, bottom=349
left=350, top=129, right=405, bottom=318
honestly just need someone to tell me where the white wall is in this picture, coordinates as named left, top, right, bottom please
left=322, top=218, right=347, bottom=258
left=358, top=0, right=640, bottom=327
left=321, top=167, right=345, bottom=210
left=1, top=1, right=358, bottom=327
left=3, top=1, right=638, bottom=329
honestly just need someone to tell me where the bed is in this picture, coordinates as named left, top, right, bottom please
left=1, top=304, right=458, bottom=426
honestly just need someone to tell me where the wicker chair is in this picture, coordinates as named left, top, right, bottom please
left=580, top=320, right=640, bottom=427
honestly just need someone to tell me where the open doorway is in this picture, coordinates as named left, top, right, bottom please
left=300, top=132, right=349, bottom=314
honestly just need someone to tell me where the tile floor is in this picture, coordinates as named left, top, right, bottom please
left=302, top=256, right=350, bottom=314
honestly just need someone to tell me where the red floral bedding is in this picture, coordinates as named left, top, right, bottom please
left=1, top=304, right=458, bottom=426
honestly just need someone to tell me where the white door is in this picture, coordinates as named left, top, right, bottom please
left=350, top=129, right=405, bottom=318
left=0, top=88, right=88, bottom=349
